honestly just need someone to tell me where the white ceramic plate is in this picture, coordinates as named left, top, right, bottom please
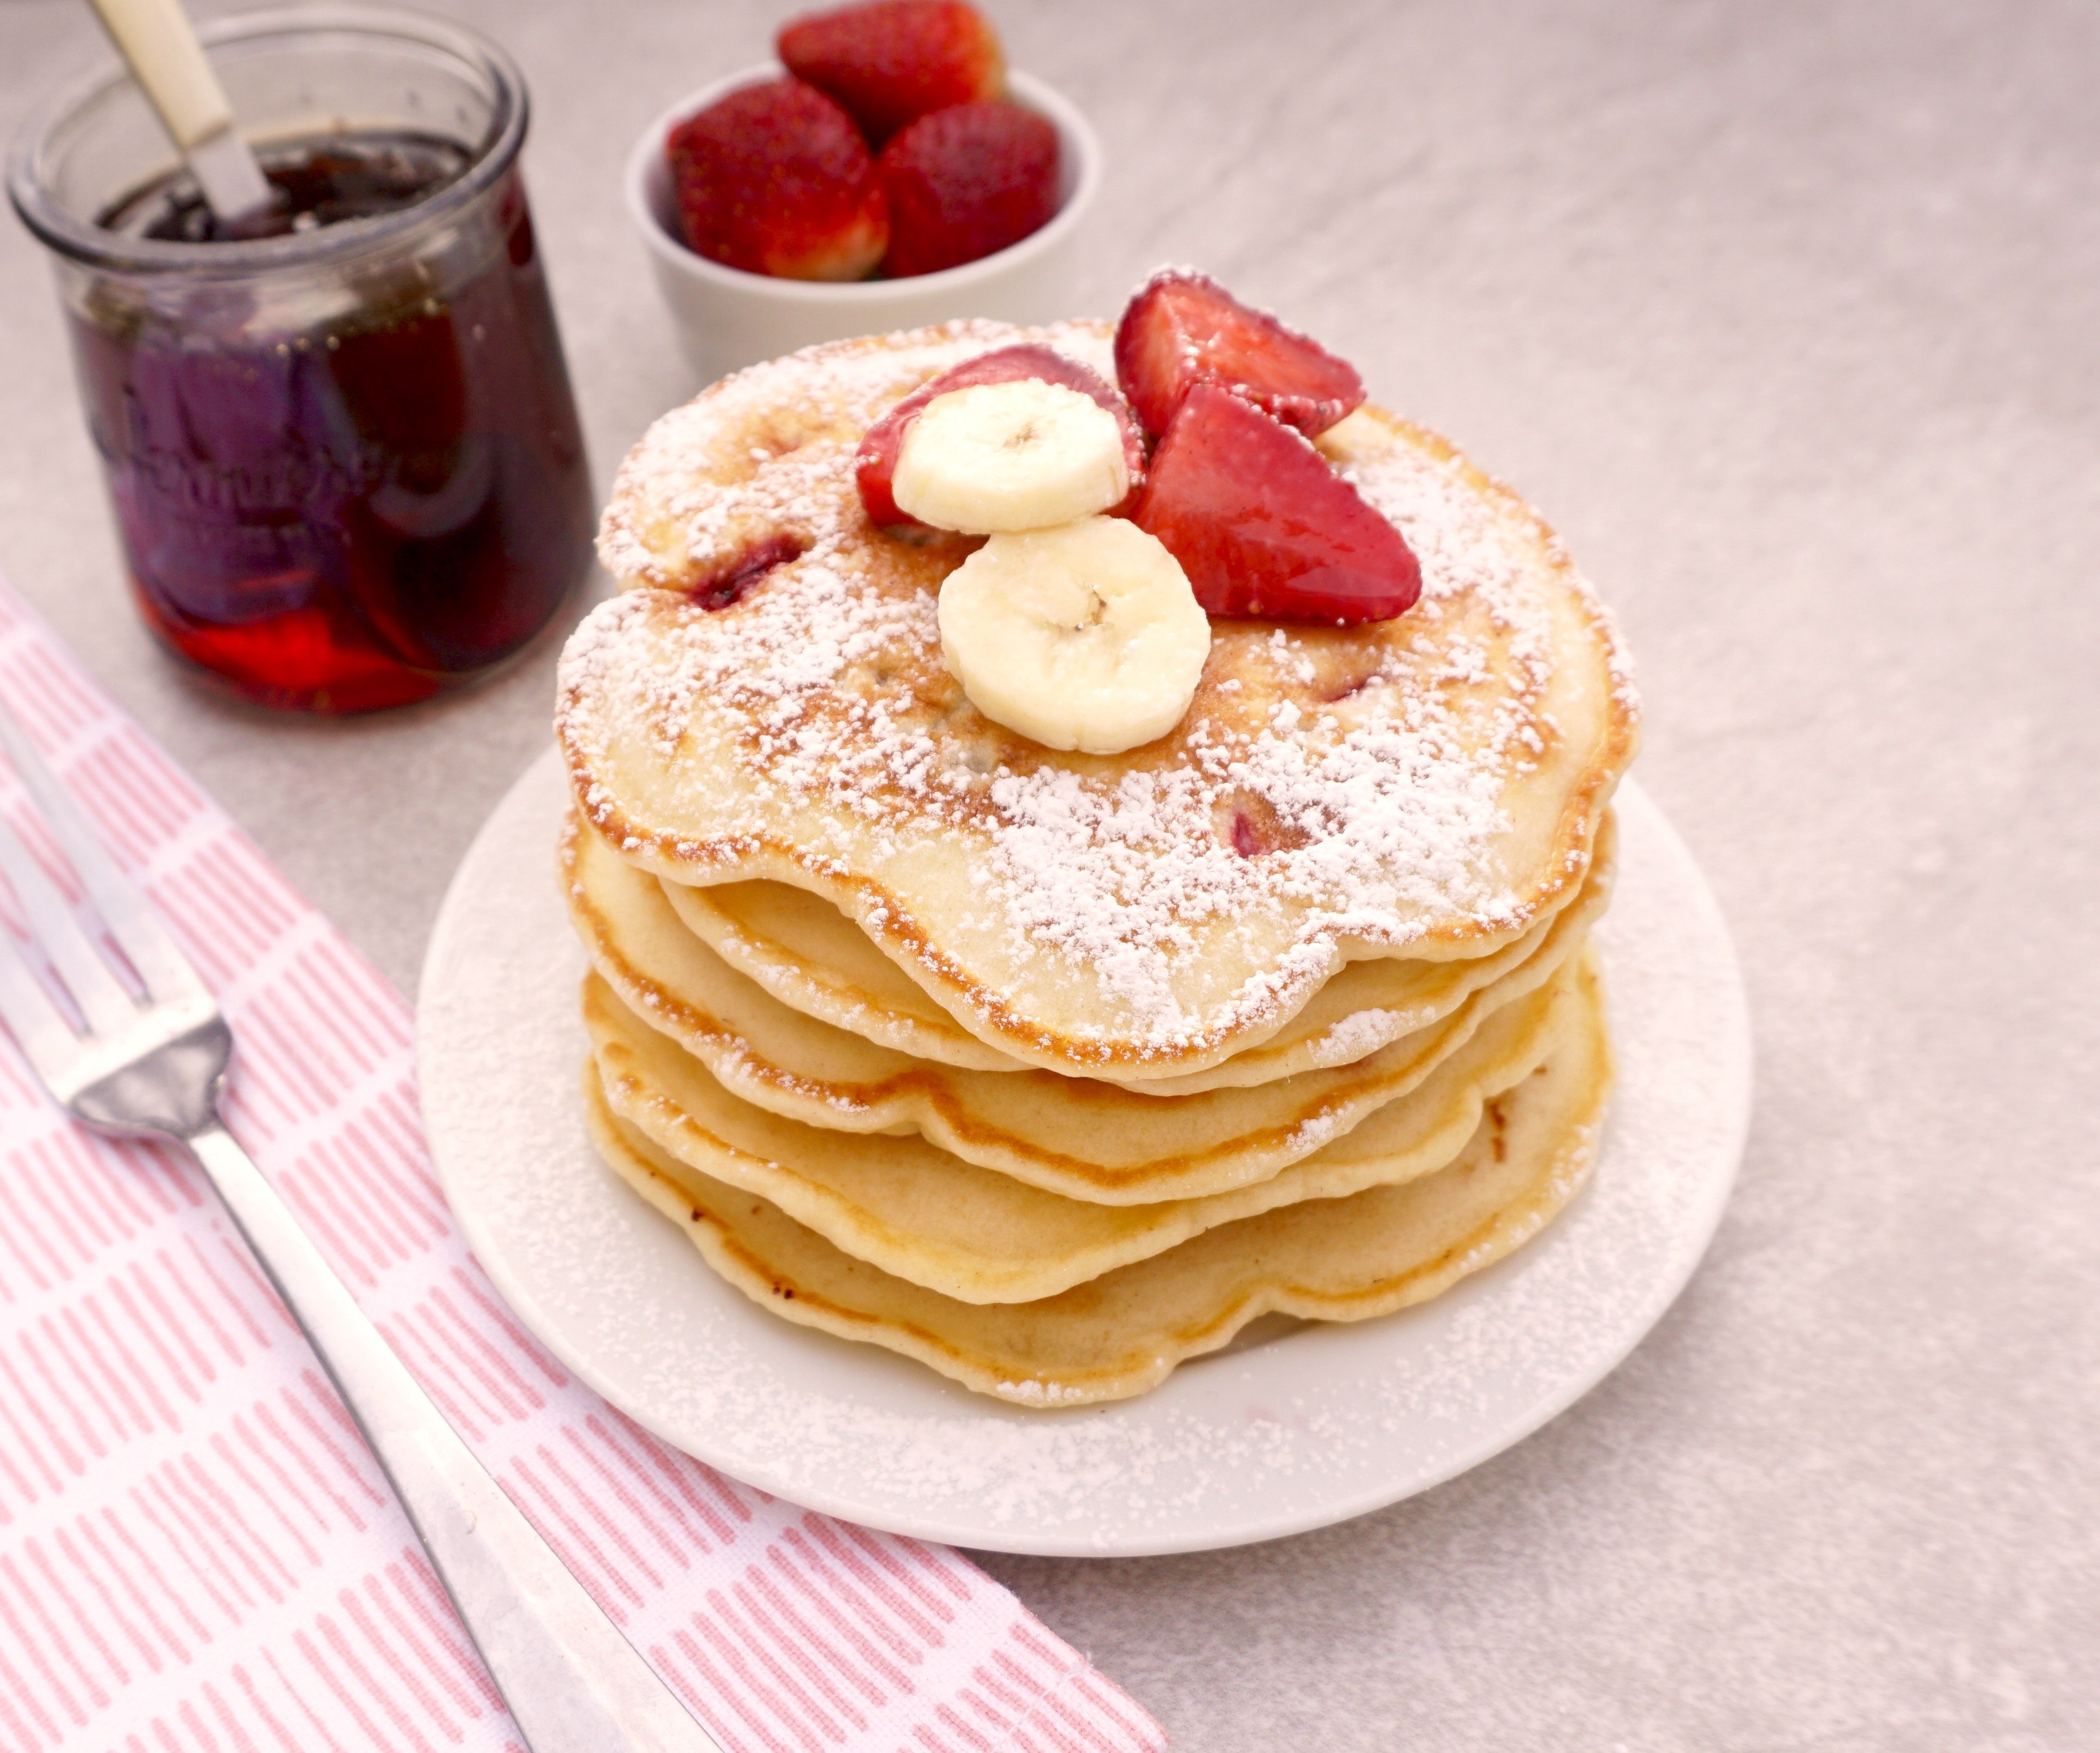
left=418, top=755, right=1749, bottom=1557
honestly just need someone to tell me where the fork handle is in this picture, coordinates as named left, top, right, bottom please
left=187, top=1122, right=724, bottom=1753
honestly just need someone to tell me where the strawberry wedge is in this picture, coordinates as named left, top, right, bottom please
left=1115, top=269, right=1365, bottom=440
left=1132, top=384, right=1420, bottom=623
left=857, top=344, right=1146, bottom=528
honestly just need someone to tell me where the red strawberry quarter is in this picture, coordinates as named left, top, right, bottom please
left=1133, top=384, right=1420, bottom=623
left=857, top=343, right=1145, bottom=527
left=1115, top=269, right=1365, bottom=440
left=778, top=0, right=1004, bottom=145
left=876, top=102, right=1059, bottom=278
left=667, top=78, right=887, bottom=280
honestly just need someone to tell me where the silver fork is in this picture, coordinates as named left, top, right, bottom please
left=0, top=705, right=723, bottom=1753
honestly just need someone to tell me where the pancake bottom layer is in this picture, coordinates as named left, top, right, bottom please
left=578, top=955, right=1611, bottom=1406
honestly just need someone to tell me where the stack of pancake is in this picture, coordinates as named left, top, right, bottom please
left=556, top=323, right=1637, bottom=1407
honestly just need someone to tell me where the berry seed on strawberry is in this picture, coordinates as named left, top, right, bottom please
left=1132, top=384, right=1420, bottom=623
left=1114, top=269, right=1366, bottom=440
left=876, top=101, right=1059, bottom=278
left=778, top=0, right=1006, bottom=146
left=857, top=344, right=1145, bottom=528
left=667, top=78, right=888, bottom=280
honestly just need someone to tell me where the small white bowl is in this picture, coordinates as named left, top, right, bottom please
left=626, top=64, right=1101, bottom=385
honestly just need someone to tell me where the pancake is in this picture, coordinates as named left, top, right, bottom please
left=579, top=953, right=1611, bottom=1405
left=563, top=810, right=1602, bottom=1201
left=662, top=873, right=1029, bottom=1073
left=656, top=810, right=1615, bottom=1091
left=564, top=321, right=1637, bottom=1082
left=584, top=952, right=1581, bottom=1303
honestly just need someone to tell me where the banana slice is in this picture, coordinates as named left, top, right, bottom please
left=893, top=379, right=1130, bottom=534
left=938, top=516, right=1211, bottom=755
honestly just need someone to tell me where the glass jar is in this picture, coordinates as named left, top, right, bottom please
left=8, top=6, right=595, bottom=712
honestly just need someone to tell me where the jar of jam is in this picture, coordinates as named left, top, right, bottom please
left=8, top=7, right=595, bottom=712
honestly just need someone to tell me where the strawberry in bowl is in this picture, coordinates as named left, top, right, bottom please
left=876, top=100, right=1060, bottom=278
left=666, top=78, right=888, bottom=281
left=627, top=4, right=1101, bottom=382
left=659, top=2, right=1066, bottom=285
left=779, top=0, right=1005, bottom=145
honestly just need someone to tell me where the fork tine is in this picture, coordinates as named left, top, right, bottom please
left=0, top=805, right=140, bottom=1034
left=0, top=702, right=204, bottom=1006
left=0, top=929, right=84, bottom=1085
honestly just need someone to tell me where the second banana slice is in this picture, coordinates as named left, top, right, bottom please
left=938, top=516, right=1211, bottom=755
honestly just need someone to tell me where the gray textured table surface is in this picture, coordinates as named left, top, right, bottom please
left=4, top=1, right=2096, bottom=1746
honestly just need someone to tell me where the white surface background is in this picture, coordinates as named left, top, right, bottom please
left=3, top=0, right=2095, bottom=1745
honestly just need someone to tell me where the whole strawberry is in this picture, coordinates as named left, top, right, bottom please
left=778, top=0, right=1005, bottom=145
left=876, top=101, right=1059, bottom=278
left=667, top=78, right=888, bottom=280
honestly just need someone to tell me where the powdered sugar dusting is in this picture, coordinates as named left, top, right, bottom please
left=562, top=322, right=1636, bottom=1057
left=598, top=321, right=1111, bottom=591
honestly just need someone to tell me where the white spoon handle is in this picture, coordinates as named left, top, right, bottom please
left=83, top=0, right=271, bottom=220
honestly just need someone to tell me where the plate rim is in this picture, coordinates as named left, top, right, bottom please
left=419, top=755, right=1750, bottom=1557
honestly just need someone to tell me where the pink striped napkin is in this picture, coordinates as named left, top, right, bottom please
left=0, top=577, right=1163, bottom=1753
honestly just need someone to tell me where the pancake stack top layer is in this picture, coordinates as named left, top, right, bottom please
left=556, top=316, right=1639, bottom=1406
left=561, top=321, right=1637, bottom=1080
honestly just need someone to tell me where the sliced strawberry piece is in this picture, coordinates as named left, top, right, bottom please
left=875, top=102, right=1059, bottom=278
left=1114, top=269, right=1365, bottom=440
left=857, top=343, right=1145, bottom=528
left=667, top=78, right=887, bottom=280
left=778, top=0, right=1004, bottom=145
left=688, top=535, right=809, bottom=610
left=1132, top=384, right=1420, bottom=623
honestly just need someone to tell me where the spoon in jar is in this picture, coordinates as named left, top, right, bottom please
left=81, top=0, right=275, bottom=230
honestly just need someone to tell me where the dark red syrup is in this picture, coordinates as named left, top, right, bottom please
left=77, top=133, right=593, bottom=712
